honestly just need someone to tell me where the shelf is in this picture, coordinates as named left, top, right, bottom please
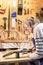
left=0, top=39, right=29, bottom=43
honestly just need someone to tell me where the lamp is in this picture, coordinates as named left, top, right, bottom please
left=12, top=0, right=16, bottom=8
left=0, top=0, right=2, bottom=7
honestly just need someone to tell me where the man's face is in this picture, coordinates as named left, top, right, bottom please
left=27, top=24, right=32, bottom=33
left=31, top=25, right=35, bottom=30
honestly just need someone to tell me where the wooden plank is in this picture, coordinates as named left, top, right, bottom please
left=0, top=57, right=30, bottom=64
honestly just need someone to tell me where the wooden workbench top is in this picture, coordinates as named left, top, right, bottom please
left=0, top=51, right=31, bottom=64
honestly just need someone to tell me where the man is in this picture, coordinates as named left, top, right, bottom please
left=27, top=19, right=43, bottom=59
left=27, top=19, right=43, bottom=65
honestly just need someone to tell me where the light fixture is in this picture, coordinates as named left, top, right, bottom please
left=24, top=1, right=26, bottom=8
left=6, top=0, right=10, bottom=6
left=0, top=0, right=2, bottom=4
left=0, top=0, right=3, bottom=8
left=12, top=0, right=16, bottom=7
left=27, top=2, right=29, bottom=8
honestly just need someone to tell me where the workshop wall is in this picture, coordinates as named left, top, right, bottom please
left=0, top=0, right=43, bottom=26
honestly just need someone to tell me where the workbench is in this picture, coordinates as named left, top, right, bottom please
left=0, top=57, right=31, bottom=64
left=0, top=50, right=33, bottom=65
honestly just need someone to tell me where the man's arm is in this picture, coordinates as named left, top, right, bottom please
left=28, top=27, right=43, bottom=59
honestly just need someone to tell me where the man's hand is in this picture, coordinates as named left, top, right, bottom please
left=32, top=46, right=36, bottom=51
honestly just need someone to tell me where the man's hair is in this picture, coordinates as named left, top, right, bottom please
left=30, top=17, right=34, bottom=20
left=27, top=19, right=35, bottom=27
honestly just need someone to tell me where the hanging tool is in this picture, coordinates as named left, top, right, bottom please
left=8, top=7, right=10, bottom=37
left=3, top=17, right=7, bottom=29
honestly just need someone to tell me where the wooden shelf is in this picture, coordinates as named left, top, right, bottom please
left=0, top=39, right=29, bottom=43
